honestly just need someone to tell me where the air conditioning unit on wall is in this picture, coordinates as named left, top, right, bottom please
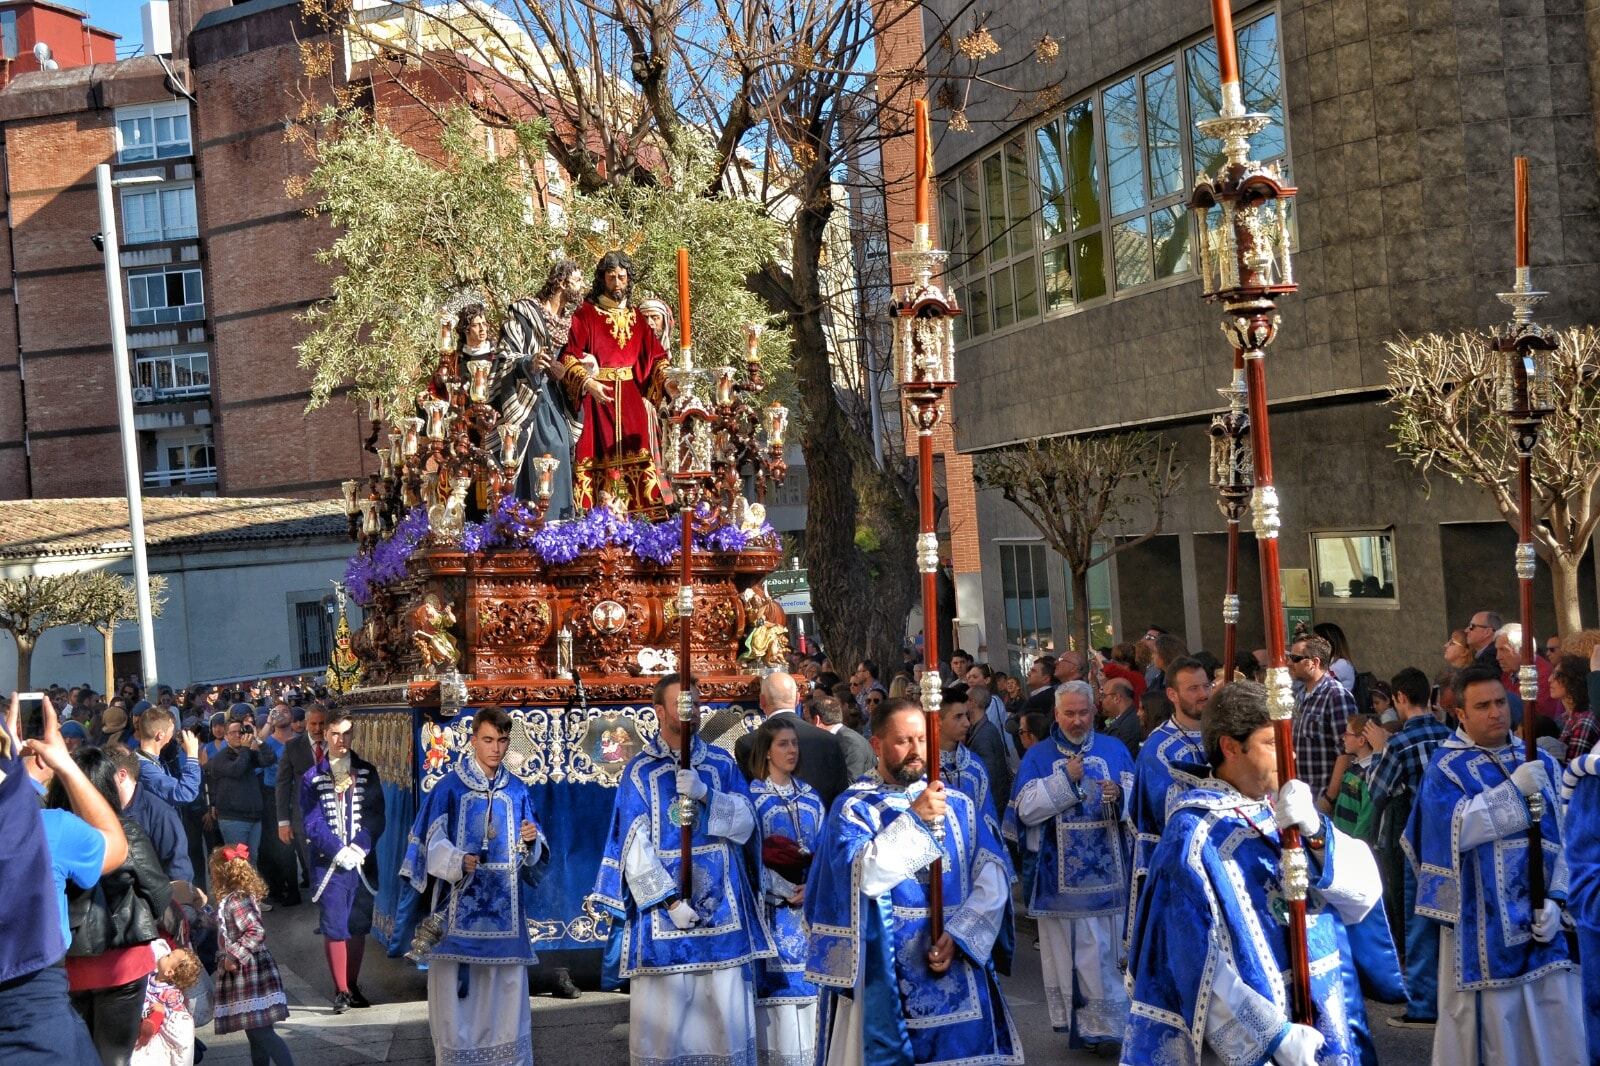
left=132, top=386, right=156, bottom=404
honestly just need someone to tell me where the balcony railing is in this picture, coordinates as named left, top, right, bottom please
left=144, top=466, right=218, bottom=488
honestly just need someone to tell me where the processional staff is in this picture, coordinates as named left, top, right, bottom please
left=1188, top=0, right=1312, bottom=1022
left=892, top=97, right=960, bottom=946
left=671, top=246, right=707, bottom=899
left=1492, top=156, right=1555, bottom=909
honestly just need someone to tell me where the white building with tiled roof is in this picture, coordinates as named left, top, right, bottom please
left=0, top=497, right=353, bottom=692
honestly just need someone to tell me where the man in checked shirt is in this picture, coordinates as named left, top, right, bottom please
left=1365, top=666, right=1453, bottom=1027
left=1288, top=634, right=1357, bottom=800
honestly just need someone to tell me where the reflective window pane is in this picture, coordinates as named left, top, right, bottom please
left=1312, top=530, right=1398, bottom=603
left=1064, top=101, right=1100, bottom=229
left=1114, top=216, right=1153, bottom=289
left=1144, top=62, right=1184, bottom=200
left=1043, top=246, right=1073, bottom=311
left=1004, top=136, right=1033, bottom=254
left=960, top=164, right=985, bottom=271
left=1030, top=545, right=1052, bottom=635
left=1187, top=37, right=1223, bottom=178
left=1074, top=234, right=1107, bottom=301
left=940, top=181, right=962, bottom=262
left=990, top=265, right=1015, bottom=331
left=1001, top=545, right=1021, bottom=644
left=982, top=153, right=1008, bottom=259
left=1239, top=15, right=1285, bottom=161
left=1013, top=259, right=1039, bottom=320
left=1035, top=119, right=1067, bottom=239
left=1103, top=76, right=1145, bottom=216
left=967, top=276, right=990, bottom=336
left=1153, top=204, right=1191, bottom=278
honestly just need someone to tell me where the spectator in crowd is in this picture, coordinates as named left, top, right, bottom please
left=48, top=747, right=173, bottom=1066
left=1017, top=710, right=1049, bottom=751
left=257, top=707, right=301, bottom=908
left=804, top=694, right=875, bottom=782
left=735, top=672, right=849, bottom=810
left=1442, top=628, right=1474, bottom=669
left=2, top=693, right=123, bottom=1064
left=1288, top=634, right=1357, bottom=798
left=199, top=714, right=227, bottom=767
left=100, top=705, right=131, bottom=750
left=62, top=719, right=89, bottom=753
left=1097, top=676, right=1142, bottom=759
left=964, top=683, right=1014, bottom=798
left=209, top=846, right=294, bottom=1065
left=276, top=703, right=327, bottom=894
left=1464, top=609, right=1504, bottom=667
left=1103, top=643, right=1147, bottom=702
left=1544, top=634, right=1562, bottom=660
left=1313, top=622, right=1359, bottom=694
left=850, top=659, right=886, bottom=719
left=1554, top=647, right=1600, bottom=764
left=1022, top=655, right=1058, bottom=714
left=1053, top=650, right=1087, bottom=687
left=1366, top=666, right=1451, bottom=1028
left=206, top=714, right=278, bottom=887
left=1495, top=623, right=1562, bottom=728
left=107, top=745, right=192, bottom=886
left=133, top=708, right=200, bottom=807
left=948, top=649, right=973, bottom=679
left=1322, top=713, right=1379, bottom=839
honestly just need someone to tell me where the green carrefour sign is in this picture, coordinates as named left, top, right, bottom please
left=764, top=569, right=809, bottom=597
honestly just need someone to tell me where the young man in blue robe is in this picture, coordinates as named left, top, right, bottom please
left=591, top=673, right=773, bottom=1066
left=399, top=707, right=547, bottom=1066
left=1123, top=679, right=1381, bottom=1066
left=1561, top=738, right=1600, bottom=1063
left=1003, top=680, right=1133, bottom=1050
left=1126, top=656, right=1210, bottom=953
left=805, top=696, right=1022, bottom=1066
left=1402, top=664, right=1584, bottom=1065
left=301, top=710, right=385, bottom=1013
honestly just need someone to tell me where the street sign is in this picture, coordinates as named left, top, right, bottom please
left=765, top=569, right=811, bottom=614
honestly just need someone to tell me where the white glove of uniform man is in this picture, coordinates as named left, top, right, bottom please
left=1511, top=760, right=1549, bottom=798
left=676, top=768, right=708, bottom=802
left=333, top=845, right=365, bottom=870
left=667, top=899, right=698, bottom=930
left=1272, top=779, right=1321, bottom=837
left=1272, top=1023, right=1325, bottom=1066
left=1531, top=899, right=1562, bottom=944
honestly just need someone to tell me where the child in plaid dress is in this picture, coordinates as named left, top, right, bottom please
left=208, top=845, right=295, bottom=1065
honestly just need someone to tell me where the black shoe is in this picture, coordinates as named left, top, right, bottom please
left=550, top=968, right=582, bottom=1000
left=332, top=991, right=351, bottom=1015
left=347, top=986, right=372, bottom=1009
left=280, top=896, right=301, bottom=908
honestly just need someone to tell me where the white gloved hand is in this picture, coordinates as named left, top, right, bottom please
left=1272, top=1023, right=1325, bottom=1066
left=1272, top=779, right=1321, bottom=837
left=1531, top=899, right=1562, bottom=943
left=676, top=768, right=708, bottom=802
left=667, top=899, right=698, bottom=930
left=1511, top=760, right=1550, bottom=798
left=333, top=845, right=362, bottom=870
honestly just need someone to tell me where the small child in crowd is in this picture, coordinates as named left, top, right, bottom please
left=133, top=941, right=202, bottom=1066
left=208, top=844, right=296, bottom=1066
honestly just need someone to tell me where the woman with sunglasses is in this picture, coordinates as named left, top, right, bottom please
left=744, top=717, right=824, bottom=1066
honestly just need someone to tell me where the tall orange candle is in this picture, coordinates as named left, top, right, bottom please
left=676, top=247, right=691, bottom=348
left=1210, top=0, right=1239, bottom=85
left=1514, top=156, right=1528, bottom=268
left=914, top=98, right=929, bottom=227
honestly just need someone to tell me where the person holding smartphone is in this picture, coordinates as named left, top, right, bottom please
left=205, top=706, right=277, bottom=884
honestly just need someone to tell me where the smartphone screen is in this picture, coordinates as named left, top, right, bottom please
left=16, top=692, right=45, bottom=738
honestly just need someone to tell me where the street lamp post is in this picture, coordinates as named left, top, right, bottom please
left=892, top=98, right=961, bottom=948
left=1187, top=1, right=1308, bottom=1022
left=1493, top=155, right=1556, bottom=911
left=95, top=164, right=163, bottom=687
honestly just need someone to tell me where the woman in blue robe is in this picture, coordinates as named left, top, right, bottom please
left=745, top=716, right=825, bottom=1066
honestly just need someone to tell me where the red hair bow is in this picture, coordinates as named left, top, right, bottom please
left=221, top=843, right=250, bottom=863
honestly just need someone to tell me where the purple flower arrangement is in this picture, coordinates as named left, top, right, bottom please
left=345, top=500, right=774, bottom=605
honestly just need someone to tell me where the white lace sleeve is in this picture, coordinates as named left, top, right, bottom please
left=623, top=821, right=675, bottom=905
left=858, top=813, right=942, bottom=897
left=706, top=788, right=756, bottom=844
left=1206, top=939, right=1289, bottom=1066
left=426, top=834, right=467, bottom=884
left=1457, top=780, right=1530, bottom=851
left=946, top=857, right=1007, bottom=962
left=1316, top=825, right=1381, bottom=925
left=1015, top=768, right=1080, bottom=827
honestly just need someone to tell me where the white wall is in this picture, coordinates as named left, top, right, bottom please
left=0, top=538, right=354, bottom=693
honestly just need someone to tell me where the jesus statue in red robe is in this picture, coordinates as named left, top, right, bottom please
left=559, top=252, right=674, bottom=518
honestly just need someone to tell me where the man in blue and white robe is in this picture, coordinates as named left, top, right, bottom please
left=1003, top=681, right=1133, bottom=1048
left=1126, top=657, right=1209, bottom=954
left=591, top=675, right=773, bottom=1066
left=1561, top=739, right=1600, bottom=1063
left=805, top=697, right=1021, bottom=1066
left=1402, top=665, right=1584, bottom=1065
left=1124, top=679, right=1380, bottom=1066
left=399, top=708, right=548, bottom=1066
left=301, top=711, right=385, bottom=1011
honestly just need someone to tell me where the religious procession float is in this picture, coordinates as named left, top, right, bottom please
left=326, top=249, right=794, bottom=976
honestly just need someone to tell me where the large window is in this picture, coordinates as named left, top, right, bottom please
left=1063, top=554, right=1115, bottom=650
left=115, top=102, right=192, bottom=162
left=1000, top=542, right=1053, bottom=674
left=294, top=600, right=334, bottom=669
left=121, top=184, right=198, bottom=244
left=1, top=12, right=17, bottom=60
left=135, top=349, right=210, bottom=399
left=1312, top=530, right=1398, bottom=606
left=941, top=11, right=1285, bottom=338
left=128, top=267, right=204, bottom=326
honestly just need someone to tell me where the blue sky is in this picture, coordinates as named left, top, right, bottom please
left=81, top=1, right=149, bottom=53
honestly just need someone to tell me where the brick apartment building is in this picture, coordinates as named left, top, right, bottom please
left=879, top=0, right=1600, bottom=676
left=0, top=0, right=396, bottom=502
